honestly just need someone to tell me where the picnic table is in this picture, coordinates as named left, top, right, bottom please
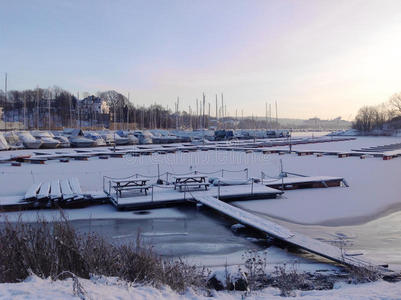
left=112, top=178, right=150, bottom=196
left=173, top=175, right=209, bottom=192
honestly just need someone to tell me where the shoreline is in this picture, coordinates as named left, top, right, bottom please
left=236, top=201, right=401, bottom=228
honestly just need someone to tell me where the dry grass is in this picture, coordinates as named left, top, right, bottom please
left=0, top=214, right=208, bottom=293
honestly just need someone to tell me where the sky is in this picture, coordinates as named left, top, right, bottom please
left=1, top=0, right=401, bottom=120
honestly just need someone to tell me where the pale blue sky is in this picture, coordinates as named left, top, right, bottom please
left=2, top=0, right=401, bottom=119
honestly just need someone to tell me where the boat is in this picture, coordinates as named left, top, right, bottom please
left=114, top=132, right=130, bottom=145
left=99, top=132, right=115, bottom=145
left=31, top=131, right=60, bottom=148
left=84, top=132, right=107, bottom=147
left=63, top=128, right=95, bottom=148
left=16, top=131, right=41, bottom=149
left=116, top=130, right=139, bottom=145
left=133, top=130, right=153, bottom=144
left=0, top=133, right=10, bottom=150
left=52, top=134, right=70, bottom=148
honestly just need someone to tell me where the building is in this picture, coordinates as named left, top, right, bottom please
left=79, top=95, right=109, bottom=114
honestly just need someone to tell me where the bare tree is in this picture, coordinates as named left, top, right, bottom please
left=389, top=93, right=401, bottom=116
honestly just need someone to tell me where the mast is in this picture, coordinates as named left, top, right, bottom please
left=269, top=104, right=272, bottom=128
left=127, top=92, right=130, bottom=130
left=196, top=98, right=198, bottom=129
left=36, top=87, right=39, bottom=129
left=23, top=92, right=26, bottom=129
left=265, top=102, right=268, bottom=129
left=221, top=93, right=224, bottom=119
left=202, top=93, right=206, bottom=129
left=275, top=100, right=278, bottom=128
left=69, top=94, right=72, bottom=128
left=77, top=92, right=80, bottom=128
left=4, top=73, right=7, bottom=130
left=48, top=91, right=51, bottom=130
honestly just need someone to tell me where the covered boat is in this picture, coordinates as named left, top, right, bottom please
left=63, top=128, right=95, bottom=148
left=15, top=131, right=41, bottom=149
left=31, top=131, right=60, bottom=148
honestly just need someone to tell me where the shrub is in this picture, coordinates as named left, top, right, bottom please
left=0, top=215, right=208, bottom=293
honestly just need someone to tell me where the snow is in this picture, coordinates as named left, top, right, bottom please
left=1, top=274, right=401, bottom=300
left=1, top=137, right=401, bottom=298
left=1, top=136, right=401, bottom=225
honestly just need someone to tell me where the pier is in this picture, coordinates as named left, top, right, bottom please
left=192, top=194, right=383, bottom=270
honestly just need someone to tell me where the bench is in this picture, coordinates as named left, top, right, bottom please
left=174, top=182, right=209, bottom=192
left=113, top=184, right=151, bottom=196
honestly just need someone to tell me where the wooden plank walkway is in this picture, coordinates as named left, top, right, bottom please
left=37, top=182, right=51, bottom=200
left=60, top=179, right=74, bottom=200
left=24, top=183, right=42, bottom=201
left=193, top=194, right=381, bottom=269
left=264, top=176, right=347, bottom=190
left=50, top=180, right=62, bottom=200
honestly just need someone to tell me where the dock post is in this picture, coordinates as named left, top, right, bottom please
left=221, top=169, right=224, bottom=177
left=217, top=181, right=220, bottom=200
left=251, top=179, right=254, bottom=195
left=151, top=185, right=154, bottom=202
left=245, top=168, right=248, bottom=179
left=166, top=172, right=169, bottom=183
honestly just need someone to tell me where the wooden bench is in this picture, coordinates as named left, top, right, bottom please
left=113, top=184, right=151, bottom=196
left=175, top=182, right=209, bottom=192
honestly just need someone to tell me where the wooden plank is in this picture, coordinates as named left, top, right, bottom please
left=24, top=183, right=42, bottom=200
left=60, top=179, right=74, bottom=200
left=193, top=194, right=378, bottom=269
left=50, top=180, right=62, bottom=200
left=69, top=177, right=82, bottom=195
left=37, top=182, right=51, bottom=200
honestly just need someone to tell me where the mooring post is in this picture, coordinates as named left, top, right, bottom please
left=251, top=178, right=254, bottom=195
left=166, top=172, right=169, bottom=183
left=217, top=180, right=221, bottom=200
left=221, top=169, right=224, bottom=177
left=151, top=185, right=154, bottom=202
left=245, top=168, right=248, bottom=179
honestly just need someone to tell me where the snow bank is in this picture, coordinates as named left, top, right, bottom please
left=1, top=274, right=400, bottom=300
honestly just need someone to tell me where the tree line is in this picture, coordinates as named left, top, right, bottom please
left=0, top=87, right=216, bottom=130
left=353, top=93, right=401, bottom=132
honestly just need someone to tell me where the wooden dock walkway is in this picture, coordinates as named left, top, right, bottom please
left=192, top=194, right=382, bottom=269
left=264, top=176, right=348, bottom=190
left=106, top=183, right=283, bottom=210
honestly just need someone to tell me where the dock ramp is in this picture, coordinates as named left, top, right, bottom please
left=193, top=194, right=379, bottom=269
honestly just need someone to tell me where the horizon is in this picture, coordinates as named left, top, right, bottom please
left=2, top=1, right=401, bottom=121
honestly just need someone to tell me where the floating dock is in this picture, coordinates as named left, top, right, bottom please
left=264, top=176, right=347, bottom=190
left=106, top=183, right=283, bottom=210
left=193, top=194, right=382, bottom=270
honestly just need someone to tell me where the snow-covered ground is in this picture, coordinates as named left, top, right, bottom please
left=1, top=136, right=400, bottom=226
left=1, top=136, right=401, bottom=298
left=1, top=274, right=401, bottom=300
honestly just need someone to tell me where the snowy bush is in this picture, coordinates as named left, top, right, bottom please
left=0, top=214, right=209, bottom=293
